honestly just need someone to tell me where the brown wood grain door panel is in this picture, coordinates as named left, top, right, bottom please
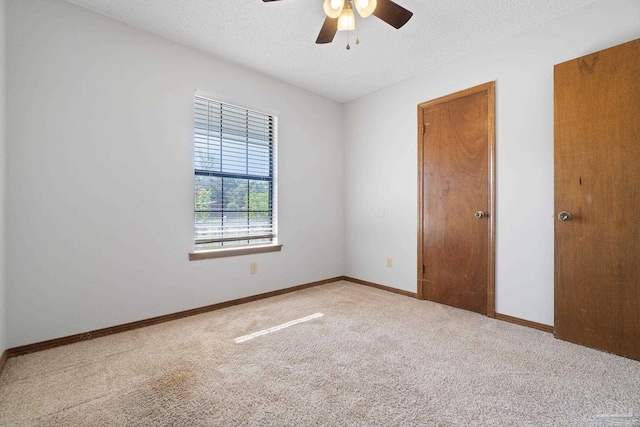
left=418, top=83, right=495, bottom=316
left=554, top=38, right=640, bottom=360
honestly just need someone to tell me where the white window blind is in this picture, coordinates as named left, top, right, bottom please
left=193, top=96, right=276, bottom=249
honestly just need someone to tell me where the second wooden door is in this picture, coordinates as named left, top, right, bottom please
left=418, top=82, right=495, bottom=315
left=554, top=38, right=640, bottom=360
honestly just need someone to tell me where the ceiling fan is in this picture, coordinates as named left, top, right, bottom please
left=263, top=0, right=413, bottom=48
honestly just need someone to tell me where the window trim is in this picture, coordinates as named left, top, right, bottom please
left=189, top=243, right=283, bottom=261
left=190, top=94, right=280, bottom=260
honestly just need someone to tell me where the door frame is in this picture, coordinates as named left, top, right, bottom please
left=416, top=82, right=496, bottom=317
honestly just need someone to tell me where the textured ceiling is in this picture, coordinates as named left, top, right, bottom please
left=64, top=0, right=598, bottom=102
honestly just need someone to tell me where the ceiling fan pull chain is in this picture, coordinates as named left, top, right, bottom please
left=346, top=26, right=350, bottom=50
left=355, top=5, right=360, bottom=45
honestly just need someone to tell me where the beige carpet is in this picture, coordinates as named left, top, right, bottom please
left=0, top=281, right=639, bottom=426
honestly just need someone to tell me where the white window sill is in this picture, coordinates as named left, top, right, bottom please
left=189, top=244, right=283, bottom=261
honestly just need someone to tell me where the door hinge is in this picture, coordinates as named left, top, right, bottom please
left=422, top=265, right=425, bottom=274
left=422, top=124, right=426, bottom=134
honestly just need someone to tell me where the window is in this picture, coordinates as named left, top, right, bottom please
left=191, top=96, right=279, bottom=259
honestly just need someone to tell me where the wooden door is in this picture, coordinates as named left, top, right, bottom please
left=418, top=82, right=495, bottom=316
left=554, top=38, right=640, bottom=360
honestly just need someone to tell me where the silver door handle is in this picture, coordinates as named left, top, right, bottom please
left=558, top=211, right=572, bottom=221
left=474, top=211, right=486, bottom=219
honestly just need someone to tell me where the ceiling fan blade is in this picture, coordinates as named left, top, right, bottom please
left=316, top=17, right=338, bottom=44
left=262, top=0, right=283, bottom=2
left=372, top=0, right=413, bottom=29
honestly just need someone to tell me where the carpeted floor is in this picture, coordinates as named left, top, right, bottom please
left=0, top=281, right=639, bottom=426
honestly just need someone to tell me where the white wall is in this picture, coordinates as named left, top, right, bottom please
left=344, top=0, right=640, bottom=326
left=5, top=0, right=638, bottom=349
left=5, top=0, right=344, bottom=348
left=0, top=0, right=6, bottom=354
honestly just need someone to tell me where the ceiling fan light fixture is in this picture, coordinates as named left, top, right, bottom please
left=354, top=0, right=377, bottom=18
left=337, top=7, right=355, bottom=31
left=323, top=0, right=344, bottom=19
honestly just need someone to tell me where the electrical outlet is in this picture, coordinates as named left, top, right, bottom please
left=250, top=262, right=258, bottom=274
left=386, top=257, right=393, bottom=268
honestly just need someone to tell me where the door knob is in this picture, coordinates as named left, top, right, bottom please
left=558, top=211, right=572, bottom=221
left=474, top=211, right=486, bottom=219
